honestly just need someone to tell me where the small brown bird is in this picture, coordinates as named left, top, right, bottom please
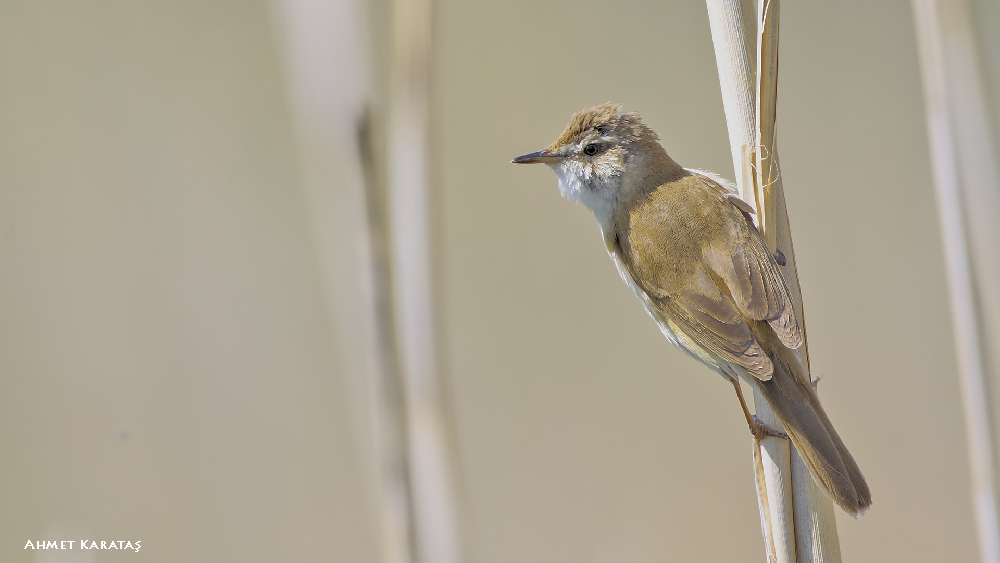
left=512, top=103, right=871, bottom=516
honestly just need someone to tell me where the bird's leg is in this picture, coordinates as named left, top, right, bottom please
left=730, top=378, right=788, bottom=440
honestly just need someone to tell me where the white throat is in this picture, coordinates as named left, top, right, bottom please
left=549, top=161, right=617, bottom=230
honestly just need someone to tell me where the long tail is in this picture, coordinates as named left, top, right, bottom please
left=751, top=351, right=872, bottom=516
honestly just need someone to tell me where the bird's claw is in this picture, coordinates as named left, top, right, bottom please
left=751, top=415, right=789, bottom=440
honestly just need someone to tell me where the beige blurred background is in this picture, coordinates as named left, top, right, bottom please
left=0, top=0, right=996, bottom=561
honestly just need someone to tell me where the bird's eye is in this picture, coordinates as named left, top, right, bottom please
left=584, top=144, right=599, bottom=156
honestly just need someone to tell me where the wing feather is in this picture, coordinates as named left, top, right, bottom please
left=614, top=174, right=802, bottom=381
left=704, top=217, right=802, bottom=350
left=666, top=267, right=774, bottom=380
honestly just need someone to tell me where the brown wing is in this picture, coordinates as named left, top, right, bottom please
left=659, top=266, right=775, bottom=379
left=616, top=175, right=801, bottom=381
left=703, top=218, right=802, bottom=350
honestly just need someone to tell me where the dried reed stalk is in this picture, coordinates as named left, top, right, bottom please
left=706, top=1, right=842, bottom=561
left=913, top=1, right=1000, bottom=561
left=388, top=0, right=465, bottom=562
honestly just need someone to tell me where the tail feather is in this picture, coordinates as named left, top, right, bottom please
left=752, top=355, right=872, bottom=516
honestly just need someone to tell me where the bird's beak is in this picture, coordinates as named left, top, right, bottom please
left=511, top=150, right=563, bottom=164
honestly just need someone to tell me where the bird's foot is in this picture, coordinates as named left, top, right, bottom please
left=750, top=415, right=788, bottom=440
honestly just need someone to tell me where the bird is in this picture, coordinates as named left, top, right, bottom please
left=511, top=103, right=871, bottom=516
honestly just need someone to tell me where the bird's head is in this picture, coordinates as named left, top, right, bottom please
left=512, top=103, right=676, bottom=226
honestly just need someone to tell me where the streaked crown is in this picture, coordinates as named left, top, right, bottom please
left=546, top=103, right=658, bottom=153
